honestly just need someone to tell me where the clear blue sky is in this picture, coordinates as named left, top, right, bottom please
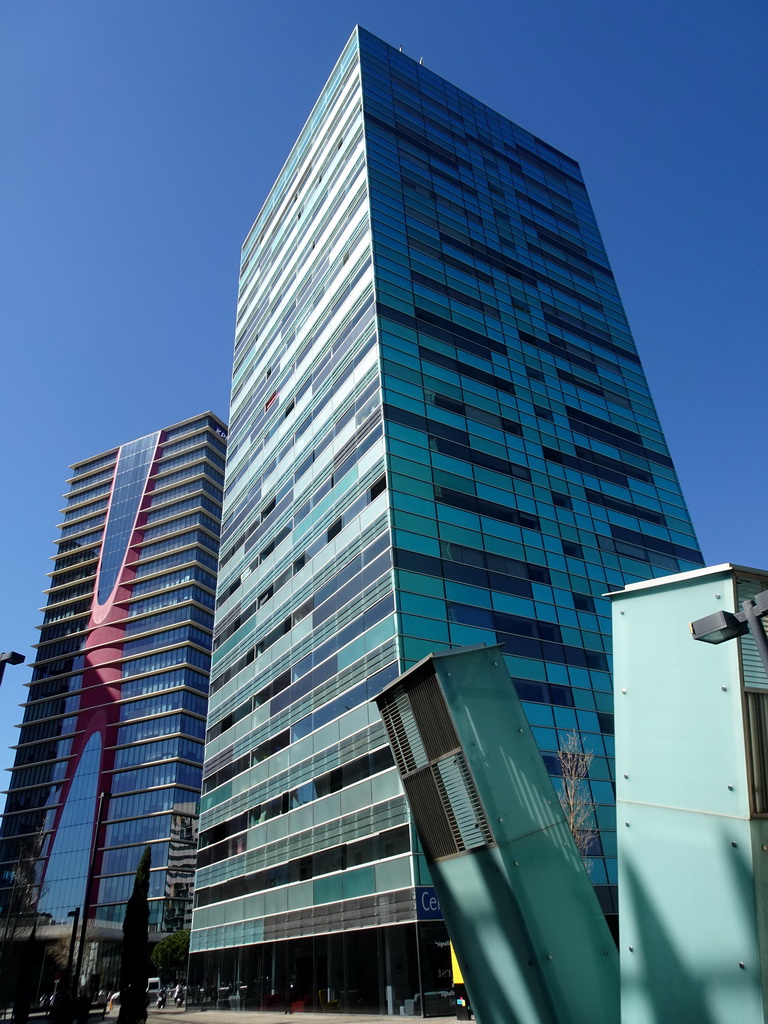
left=1, top=0, right=765, bottom=791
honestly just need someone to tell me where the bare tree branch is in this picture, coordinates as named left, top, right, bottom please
left=556, top=730, right=598, bottom=865
left=49, top=919, right=98, bottom=972
left=1, top=827, right=45, bottom=944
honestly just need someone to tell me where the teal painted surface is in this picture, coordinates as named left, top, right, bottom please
left=612, top=566, right=767, bottom=1024
left=751, top=818, right=768, bottom=1010
left=380, top=645, right=619, bottom=1024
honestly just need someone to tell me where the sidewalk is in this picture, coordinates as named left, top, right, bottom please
left=147, top=1007, right=431, bottom=1023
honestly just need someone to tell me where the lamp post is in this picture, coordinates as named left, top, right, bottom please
left=690, top=588, right=768, bottom=675
left=65, top=908, right=80, bottom=1001
left=0, top=651, right=24, bottom=687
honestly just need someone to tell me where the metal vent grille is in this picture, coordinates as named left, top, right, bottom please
left=745, top=689, right=768, bottom=814
left=403, top=767, right=460, bottom=861
left=403, top=753, right=493, bottom=861
left=435, top=754, right=493, bottom=851
left=378, top=661, right=495, bottom=860
left=379, top=684, right=429, bottom=775
left=409, top=672, right=460, bottom=760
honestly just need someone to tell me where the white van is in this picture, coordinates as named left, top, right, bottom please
left=146, top=979, right=163, bottom=1005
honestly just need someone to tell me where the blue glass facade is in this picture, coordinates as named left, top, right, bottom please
left=190, top=27, right=702, bottom=1014
left=96, top=433, right=160, bottom=606
left=0, top=413, right=226, bottom=990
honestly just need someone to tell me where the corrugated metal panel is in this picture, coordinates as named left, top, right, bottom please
left=737, top=576, right=768, bottom=690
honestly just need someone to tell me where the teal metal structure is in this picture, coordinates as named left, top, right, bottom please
left=611, top=564, right=768, bottom=1024
left=375, top=645, right=619, bottom=1024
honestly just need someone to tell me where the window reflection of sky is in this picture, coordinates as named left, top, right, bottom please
left=38, top=731, right=102, bottom=923
left=97, top=433, right=159, bottom=606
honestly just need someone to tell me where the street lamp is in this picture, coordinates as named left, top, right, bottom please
left=690, top=588, right=768, bottom=675
left=65, top=908, right=80, bottom=1000
left=0, top=651, right=24, bottom=687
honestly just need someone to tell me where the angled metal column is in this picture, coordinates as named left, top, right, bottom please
left=375, top=645, right=618, bottom=1024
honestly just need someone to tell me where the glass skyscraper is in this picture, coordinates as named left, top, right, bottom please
left=0, top=413, right=226, bottom=991
left=190, top=27, right=702, bottom=1015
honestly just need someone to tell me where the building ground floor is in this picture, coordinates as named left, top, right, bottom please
left=188, top=921, right=454, bottom=1017
left=0, top=923, right=156, bottom=1009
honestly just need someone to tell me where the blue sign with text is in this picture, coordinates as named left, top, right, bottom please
left=416, top=886, right=443, bottom=920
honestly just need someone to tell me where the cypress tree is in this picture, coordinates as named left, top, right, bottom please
left=117, top=846, right=151, bottom=1024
